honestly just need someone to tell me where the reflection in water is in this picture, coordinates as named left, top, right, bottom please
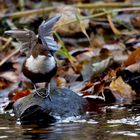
left=1, top=100, right=140, bottom=139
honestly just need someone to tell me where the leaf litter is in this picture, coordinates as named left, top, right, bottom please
left=0, top=0, right=140, bottom=113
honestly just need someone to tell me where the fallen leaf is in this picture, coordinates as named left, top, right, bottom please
left=90, top=34, right=105, bottom=49
left=131, top=15, right=140, bottom=28
left=75, top=49, right=96, bottom=62
left=117, top=69, right=140, bottom=94
left=0, top=71, right=18, bottom=83
left=125, top=62, right=140, bottom=73
left=80, top=82, right=94, bottom=95
left=93, top=81, right=105, bottom=95
left=55, top=76, right=66, bottom=88
left=92, top=57, right=113, bottom=76
left=12, top=90, right=31, bottom=101
left=123, top=48, right=140, bottom=67
left=0, top=1, right=6, bottom=15
left=53, top=6, right=89, bottom=35
left=109, top=76, right=135, bottom=101
left=0, top=78, right=10, bottom=89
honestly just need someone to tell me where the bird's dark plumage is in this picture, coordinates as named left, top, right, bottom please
left=5, top=16, right=61, bottom=100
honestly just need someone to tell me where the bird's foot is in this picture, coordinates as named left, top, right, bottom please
left=33, top=83, right=52, bottom=101
left=45, top=82, right=52, bottom=101
left=34, top=89, right=47, bottom=99
left=33, top=84, right=48, bottom=99
left=34, top=88, right=52, bottom=101
left=45, top=90, right=52, bottom=101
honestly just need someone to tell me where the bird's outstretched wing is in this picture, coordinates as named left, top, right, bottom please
left=38, top=15, right=61, bottom=51
left=4, top=29, right=37, bottom=53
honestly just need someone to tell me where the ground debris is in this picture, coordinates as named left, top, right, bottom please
left=1, top=0, right=140, bottom=121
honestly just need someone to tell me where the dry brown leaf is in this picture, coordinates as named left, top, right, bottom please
left=52, top=6, right=89, bottom=35
left=0, top=1, right=6, bottom=15
left=57, top=65, right=81, bottom=83
left=0, top=78, right=9, bottom=89
left=125, top=62, right=140, bottom=73
left=131, top=15, right=140, bottom=28
left=76, top=49, right=95, bottom=62
left=105, top=67, right=121, bottom=81
left=103, top=43, right=128, bottom=64
left=123, top=48, right=140, bottom=67
left=55, top=76, right=66, bottom=88
left=0, top=71, right=18, bottom=83
left=93, top=81, right=105, bottom=95
left=12, top=90, right=31, bottom=101
left=92, top=57, right=113, bottom=75
left=90, top=34, right=105, bottom=49
left=109, top=76, right=135, bottom=100
left=80, top=82, right=94, bottom=92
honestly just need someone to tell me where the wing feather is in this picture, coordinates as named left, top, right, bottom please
left=38, top=15, right=61, bottom=51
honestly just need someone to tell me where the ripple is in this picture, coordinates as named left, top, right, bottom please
left=0, top=136, right=8, bottom=139
left=111, top=131, right=138, bottom=137
left=107, top=115, right=140, bottom=126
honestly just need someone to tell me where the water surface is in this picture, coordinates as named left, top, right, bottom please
left=0, top=96, right=140, bottom=140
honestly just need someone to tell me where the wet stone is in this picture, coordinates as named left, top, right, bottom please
left=13, top=88, right=88, bottom=124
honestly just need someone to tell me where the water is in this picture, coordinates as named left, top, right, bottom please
left=1, top=97, right=140, bottom=140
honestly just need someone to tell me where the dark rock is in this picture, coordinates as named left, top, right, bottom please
left=13, top=88, right=88, bottom=124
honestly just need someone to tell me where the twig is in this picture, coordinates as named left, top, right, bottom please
left=0, top=48, right=20, bottom=66
left=55, top=7, right=140, bottom=28
left=19, top=0, right=25, bottom=11
left=76, top=2, right=140, bottom=9
left=0, top=37, right=9, bottom=42
left=0, top=19, right=17, bottom=51
left=0, top=3, right=140, bottom=20
left=0, top=6, right=55, bottom=19
left=0, top=37, right=12, bottom=51
left=105, top=8, right=121, bottom=35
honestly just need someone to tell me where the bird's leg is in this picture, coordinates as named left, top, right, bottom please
left=18, top=81, right=22, bottom=88
left=45, top=82, right=52, bottom=101
left=33, top=83, right=46, bottom=98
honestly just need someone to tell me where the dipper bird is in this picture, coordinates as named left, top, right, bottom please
left=5, top=15, right=61, bottom=100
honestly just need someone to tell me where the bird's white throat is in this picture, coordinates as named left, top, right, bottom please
left=25, top=55, right=56, bottom=74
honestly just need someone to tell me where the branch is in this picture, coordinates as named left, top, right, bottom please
left=0, top=48, right=20, bottom=66
left=55, top=7, right=140, bottom=28
left=76, top=2, right=140, bottom=9
left=0, top=3, right=140, bottom=19
left=0, top=7, right=55, bottom=19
